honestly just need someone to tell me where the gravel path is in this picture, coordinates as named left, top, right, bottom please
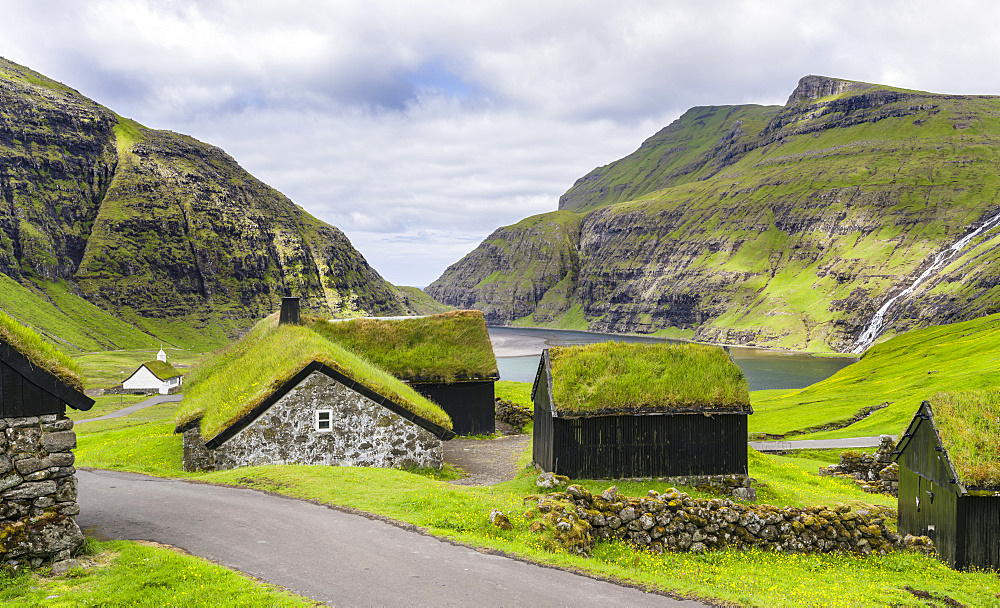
left=444, top=434, right=531, bottom=486
left=749, top=436, right=897, bottom=452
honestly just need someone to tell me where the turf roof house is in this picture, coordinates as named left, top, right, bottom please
left=312, top=310, right=500, bottom=436
left=0, top=316, right=94, bottom=571
left=894, top=391, right=1000, bottom=570
left=121, top=349, right=183, bottom=395
left=532, top=342, right=753, bottom=484
left=176, top=307, right=455, bottom=472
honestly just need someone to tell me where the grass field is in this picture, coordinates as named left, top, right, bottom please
left=750, top=313, right=1000, bottom=440
left=60, top=393, right=999, bottom=607
left=0, top=540, right=313, bottom=606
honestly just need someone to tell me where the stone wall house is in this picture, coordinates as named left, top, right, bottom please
left=121, top=358, right=182, bottom=395
left=0, top=340, right=94, bottom=572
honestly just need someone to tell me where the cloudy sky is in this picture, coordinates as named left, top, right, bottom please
left=6, top=0, right=1000, bottom=286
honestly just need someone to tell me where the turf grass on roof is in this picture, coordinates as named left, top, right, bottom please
left=307, top=310, right=498, bottom=383
left=928, top=388, right=1000, bottom=487
left=140, top=359, right=182, bottom=381
left=0, top=310, right=84, bottom=391
left=548, top=342, right=750, bottom=415
left=174, top=315, right=452, bottom=440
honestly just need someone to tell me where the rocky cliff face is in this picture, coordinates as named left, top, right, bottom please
left=428, top=76, right=1000, bottom=351
left=0, top=57, right=405, bottom=342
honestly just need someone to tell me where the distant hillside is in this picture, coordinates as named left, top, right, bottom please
left=0, top=57, right=414, bottom=350
left=428, top=75, right=1000, bottom=352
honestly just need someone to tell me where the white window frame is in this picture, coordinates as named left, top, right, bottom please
left=314, top=409, right=333, bottom=432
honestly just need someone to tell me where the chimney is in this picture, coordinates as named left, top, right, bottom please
left=279, top=297, right=301, bottom=325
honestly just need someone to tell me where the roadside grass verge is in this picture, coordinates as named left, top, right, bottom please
left=66, top=400, right=999, bottom=606
left=0, top=540, right=313, bottom=606
left=750, top=313, right=1000, bottom=439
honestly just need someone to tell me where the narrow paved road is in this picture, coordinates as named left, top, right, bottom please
left=77, top=469, right=702, bottom=607
left=749, top=436, right=896, bottom=452
left=76, top=394, right=184, bottom=424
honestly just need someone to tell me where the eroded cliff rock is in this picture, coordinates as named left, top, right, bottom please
left=428, top=76, right=1000, bottom=351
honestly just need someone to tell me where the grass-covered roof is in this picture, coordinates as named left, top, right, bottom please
left=175, top=315, right=452, bottom=441
left=927, top=389, right=1000, bottom=487
left=547, top=342, right=750, bottom=416
left=141, top=360, right=182, bottom=381
left=307, top=310, right=498, bottom=383
left=0, top=310, right=84, bottom=391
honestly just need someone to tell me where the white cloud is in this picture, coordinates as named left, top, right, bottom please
left=6, top=0, right=1000, bottom=284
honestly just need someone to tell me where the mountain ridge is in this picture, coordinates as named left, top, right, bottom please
left=0, top=57, right=410, bottom=348
left=427, top=75, right=1000, bottom=352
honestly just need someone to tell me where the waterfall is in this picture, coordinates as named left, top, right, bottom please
left=851, top=210, right=1000, bottom=354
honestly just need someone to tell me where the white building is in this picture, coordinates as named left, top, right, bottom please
left=122, top=358, right=183, bottom=395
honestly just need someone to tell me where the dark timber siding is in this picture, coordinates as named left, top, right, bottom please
left=896, top=401, right=1000, bottom=571
left=411, top=381, right=494, bottom=436
left=547, top=413, right=748, bottom=479
left=962, top=496, right=1000, bottom=570
left=1, top=360, right=64, bottom=418
left=532, top=360, right=554, bottom=472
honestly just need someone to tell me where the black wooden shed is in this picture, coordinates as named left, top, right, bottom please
left=0, top=342, right=94, bottom=417
left=894, top=397, right=1000, bottom=570
left=308, top=310, right=500, bottom=436
left=532, top=343, right=751, bottom=479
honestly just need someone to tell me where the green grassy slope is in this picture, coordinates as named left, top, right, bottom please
left=428, top=76, right=1000, bottom=352
left=750, top=313, right=1000, bottom=439
left=0, top=56, right=406, bottom=347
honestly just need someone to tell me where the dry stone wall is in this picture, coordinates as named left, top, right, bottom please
left=521, top=484, right=932, bottom=559
left=183, top=371, right=443, bottom=471
left=0, top=414, right=83, bottom=572
left=819, top=435, right=899, bottom=496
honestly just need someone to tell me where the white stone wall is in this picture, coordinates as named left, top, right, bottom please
left=189, top=371, right=443, bottom=471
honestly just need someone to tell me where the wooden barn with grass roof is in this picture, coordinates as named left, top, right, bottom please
left=174, top=313, right=455, bottom=472
left=532, top=342, right=752, bottom=480
left=894, top=389, right=1000, bottom=570
left=309, top=310, right=499, bottom=436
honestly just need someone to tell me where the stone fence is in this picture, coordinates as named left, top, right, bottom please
left=819, top=435, right=899, bottom=496
left=516, top=484, right=932, bottom=559
left=0, top=415, right=83, bottom=572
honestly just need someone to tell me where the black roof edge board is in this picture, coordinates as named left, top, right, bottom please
left=0, top=342, right=94, bottom=411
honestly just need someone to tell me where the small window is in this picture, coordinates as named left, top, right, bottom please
left=315, top=409, right=333, bottom=432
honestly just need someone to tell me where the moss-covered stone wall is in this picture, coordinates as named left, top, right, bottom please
left=183, top=371, right=442, bottom=471
left=0, top=414, right=83, bottom=572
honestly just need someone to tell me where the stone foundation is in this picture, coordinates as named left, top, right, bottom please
left=183, top=371, right=444, bottom=471
left=520, top=484, right=933, bottom=558
left=0, top=415, right=83, bottom=570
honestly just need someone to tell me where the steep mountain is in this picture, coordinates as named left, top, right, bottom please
left=427, top=75, right=1000, bottom=352
left=0, top=57, right=408, bottom=350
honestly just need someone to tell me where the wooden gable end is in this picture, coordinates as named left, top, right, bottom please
left=894, top=402, right=965, bottom=493
left=0, top=342, right=94, bottom=416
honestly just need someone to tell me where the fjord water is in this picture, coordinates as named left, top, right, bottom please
left=489, top=327, right=856, bottom=390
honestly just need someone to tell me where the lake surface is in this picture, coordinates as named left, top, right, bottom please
left=488, top=327, right=857, bottom=391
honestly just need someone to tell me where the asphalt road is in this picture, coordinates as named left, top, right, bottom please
left=77, top=469, right=702, bottom=607
left=76, top=394, right=184, bottom=424
left=749, top=436, right=896, bottom=452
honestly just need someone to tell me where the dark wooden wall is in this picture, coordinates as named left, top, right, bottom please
left=412, top=381, right=494, bottom=436
left=0, top=360, right=65, bottom=418
left=533, top=367, right=554, bottom=471
left=543, top=412, right=748, bottom=479
left=897, top=403, right=1000, bottom=571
